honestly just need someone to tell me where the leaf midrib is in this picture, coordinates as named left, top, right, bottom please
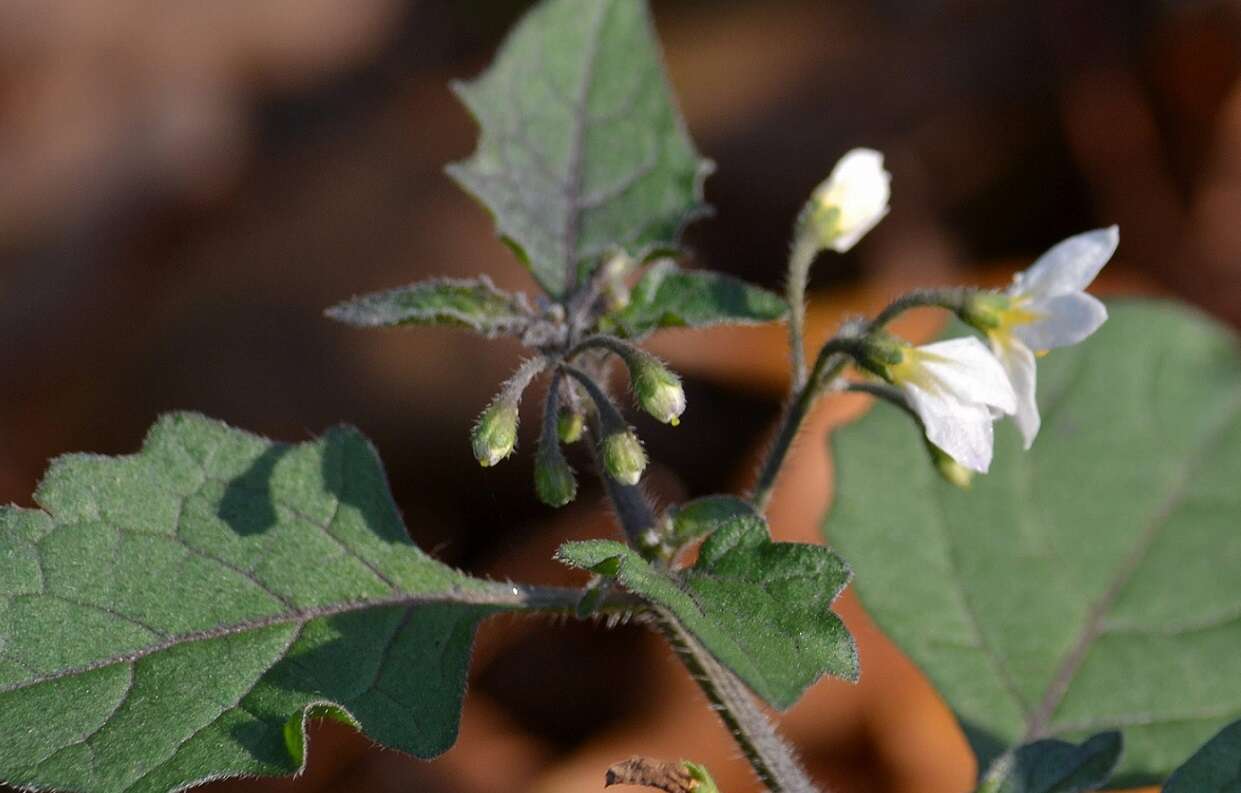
left=0, top=583, right=563, bottom=697
left=1024, top=384, right=1241, bottom=740
left=555, top=0, right=610, bottom=296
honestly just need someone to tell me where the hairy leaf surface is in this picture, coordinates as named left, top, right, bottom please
left=447, top=0, right=711, bottom=298
left=0, top=413, right=536, bottom=793
left=603, top=261, right=788, bottom=337
left=558, top=502, right=856, bottom=710
left=828, top=302, right=1241, bottom=786
left=325, top=277, right=531, bottom=337
left=1162, top=720, right=1241, bottom=792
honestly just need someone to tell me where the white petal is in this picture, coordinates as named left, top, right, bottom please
left=993, top=337, right=1040, bottom=449
left=818, top=148, right=891, bottom=253
left=1014, top=292, right=1108, bottom=351
left=904, top=385, right=997, bottom=473
left=915, top=337, right=1017, bottom=415
left=1010, top=226, right=1118, bottom=300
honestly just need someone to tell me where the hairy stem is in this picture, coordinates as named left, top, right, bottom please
left=751, top=336, right=860, bottom=512
left=869, top=286, right=971, bottom=329
left=580, top=394, right=658, bottom=551
left=659, top=614, right=824, bottom=793
left=785, top=235, right=820, bottom=392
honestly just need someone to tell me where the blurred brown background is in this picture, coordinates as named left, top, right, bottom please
left=3, top=0, right=1240, bottom=791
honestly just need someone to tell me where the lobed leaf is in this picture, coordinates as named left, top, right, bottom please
left=977, top=732, right=1122, bottom=793
left=602, top=261, right=788, bottom=338
left=0, top=413, right=540, bottom=793
left=447, top=0, right=711, bottom=298
left=1162, top=720, right=1241, bottom=792
left=324, top=276, right=531, bottom=337
left=558, top=501, right=856, bottom=710
left=827, top=301, right=1241, bottom=786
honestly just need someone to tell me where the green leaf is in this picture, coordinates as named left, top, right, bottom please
left=827, top=301, right=1241, bottom=786
left=0, top=413, right=540, bottom=793
left=1162, top=720, right=1241, bottom=792
left=602, top=261, right=788, bottom=338
left=665, top=494, right=755, bottom=548
left=558, top=501, right=856, bottom=709
left=977, top=732, right=1121, bottom=793
left=447, top=0, right=711, bottom=298
left=325, top=276, right=532, bottom=337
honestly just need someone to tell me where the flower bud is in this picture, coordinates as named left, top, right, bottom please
left=534, top=447, right=577, bottom=507
left=803, top=148, right=890, bottom=253
left=927, top=441, right=973, bottom=490
left=632, top=357, right=686, bottom=425
left=602, top=430, right=647, bottom=485
left=557, top=408, right=585, bottom=444
left=471, top=401, right=518, bottom=467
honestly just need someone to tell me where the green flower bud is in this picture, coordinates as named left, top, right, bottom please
left=602, top=430, right=647, bottom=486
left=471, top=401, right=518, bottom=467
left=632, top=357, right=686, bottom=425
left=534, top=447, right=577, bottom=507
left=927, top=441, right=973, bottom=490
left=557, top=408, right=585, bottom=444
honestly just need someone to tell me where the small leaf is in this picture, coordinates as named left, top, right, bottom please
left=602, top=261, right=788, bottom=338
left=0, top=413, right=540, bottom=793
left=325, top=276, right=531, bottom=337
left=666, top=495, right=755, bottom=548
left=1162, top=720, right=1241, bottom=792
left=447, top=0, right=711, bottom=298
left=558, top=502, right=856, bottom=709
left=827, top=301, right=1241, bottom=785
left=977, top=732, right=1122, bottom=793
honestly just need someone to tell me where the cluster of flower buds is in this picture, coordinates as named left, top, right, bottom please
left=469, top=336, right=687, bottom=507
left=802, top=149, right=1117, bottom=484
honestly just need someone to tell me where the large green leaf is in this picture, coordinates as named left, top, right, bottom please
left=325, top=276, right=532, bottom=337
left=1162, top=719, right=1241, bottom=792
left=558, top=502, right=856, bottom=710
left=976, top=732, right=1121, bottom=793
left=602, top=261, right=789, bottom=338
left=447, top=0, right=711, bottom=298
left=827, top=302, right=1241, bottom=786
left=0, top=413, right=543, bottom=793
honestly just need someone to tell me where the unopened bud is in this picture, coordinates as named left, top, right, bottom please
left=632, top=357, right=686, bottom=425
left=557, top=408, right=585, bottom=444
left=471, top=402, right=518, bottom=467
left=602, top=430, right=647, bottom=486
left=534, top=448, right=577, bottom=507
left=803, top=148, right=890, bottom=253
left=928, top=441, right=973, bottom=490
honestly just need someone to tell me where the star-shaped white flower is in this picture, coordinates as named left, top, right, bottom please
left=981, top=227, right=1118, bottom=449
left=809, top=148, right=891, bottom=253
left=888, top=337, right=1018, bottom=473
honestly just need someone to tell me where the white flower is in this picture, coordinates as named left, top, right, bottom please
left=809, top=148, right=891, bottom=252
left=977, top=227, right=1117, bottom=449
left=888, top=337, right=1018, bottom=473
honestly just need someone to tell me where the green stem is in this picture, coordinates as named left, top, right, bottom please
left=785, top=235, right=821, bottom=392
left=868, top=287, right=971, bottom=329
left=659, top=614, right=824, bottom=793
left=751, top=336, right=860, bottom=512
